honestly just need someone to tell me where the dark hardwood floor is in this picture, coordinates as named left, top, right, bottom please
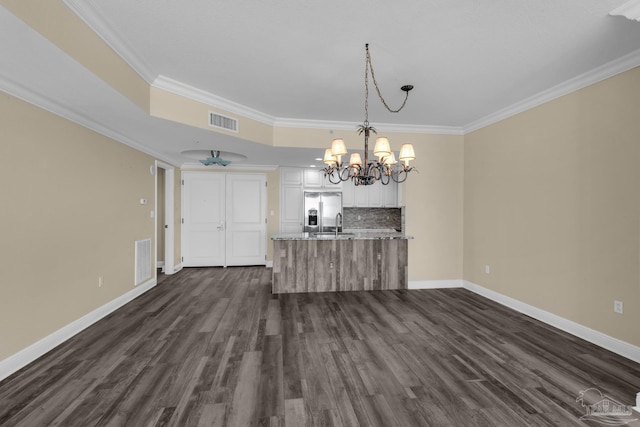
left=1, top=267, right=639, bottom=426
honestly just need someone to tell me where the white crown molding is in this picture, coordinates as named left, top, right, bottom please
left=0, top=277, right=157, bottom=382
left=273, top=118, right=361, bottom=131
left=180, top=161, right=278, bottom=171
left=152, top=75, right=277, bottom=126
left=463, top=280, right=640, bottom=363
left=0, top=76, right=178, bottom=167
left=62, top=0, right=157, bottom=83
left=463, top=47, right=640, bottom=133
left=274, top=118, right=464, bottom=135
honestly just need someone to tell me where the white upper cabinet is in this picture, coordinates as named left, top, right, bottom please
left=342, top=179, right=399, bottom=207
left=303, top=168, right=323, bottom=187
left=353, top=184, right=369, bottom=207
left=304, top=168, right=343, bottom=189
left=367, top=182, right=383, bottom=207
left=342, top=182, right=354, bottom=207
left=382, top=181, right=400, bottom=207
left=281, top=168, right=303, bottom=186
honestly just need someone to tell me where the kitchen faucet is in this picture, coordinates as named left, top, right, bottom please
left=335, top=212, right=342, bottom=236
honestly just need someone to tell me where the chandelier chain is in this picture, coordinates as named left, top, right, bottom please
left=321, top=43, right=416, bottom=186
left=365, top=44, right=410, bottom=114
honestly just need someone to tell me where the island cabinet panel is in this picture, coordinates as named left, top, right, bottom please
left=272, top=239, right=408, bottom=293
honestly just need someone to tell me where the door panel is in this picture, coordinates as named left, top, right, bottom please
left=226, top=174, right=266, bottom=265
left=229, top=231, right=263, bottom=257
left=182, top=172, right=226, bottom=266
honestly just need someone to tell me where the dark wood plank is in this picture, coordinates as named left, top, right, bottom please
left=1, top=267, right=639, bottom=426
left=272, top=240, right=408, bottom=294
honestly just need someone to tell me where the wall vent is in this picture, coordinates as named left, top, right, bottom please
left=209, top=111, right=238, bottom=132
left=135, top=238, right=152, bottom=286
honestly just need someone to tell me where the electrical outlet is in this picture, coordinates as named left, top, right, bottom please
left=484, top=265, right=491, bottom=274
left=614, top=300, right=623, bottom=314
left=98, top=276, right=103, bottom=287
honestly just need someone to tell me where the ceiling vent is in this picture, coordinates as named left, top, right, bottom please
left=209, top=111, right=238, bottom=132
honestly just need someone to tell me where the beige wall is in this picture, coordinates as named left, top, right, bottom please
left=0, top=92, right=157, bottom=360
left=464, top=66, right=640, bottom=347
left=403, top=134, right=465, bottom=281
left=150, top=87, right=274, bottom=146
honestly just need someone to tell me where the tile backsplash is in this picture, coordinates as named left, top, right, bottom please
left=343, top=207, right=403, bottom=231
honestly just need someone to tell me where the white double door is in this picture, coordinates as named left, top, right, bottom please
left=182, top=172, right=266, bottom=267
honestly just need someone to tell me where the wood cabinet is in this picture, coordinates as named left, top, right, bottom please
left=272, top=238, right=408, bottom=293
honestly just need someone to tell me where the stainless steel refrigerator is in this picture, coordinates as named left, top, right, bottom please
left=303, top=191, right=343, bottom=233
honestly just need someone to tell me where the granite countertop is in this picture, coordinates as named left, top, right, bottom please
left=271, top=230, right=413, bottom=240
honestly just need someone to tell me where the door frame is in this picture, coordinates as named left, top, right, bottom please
left=155, top=161, right=175, bottom=274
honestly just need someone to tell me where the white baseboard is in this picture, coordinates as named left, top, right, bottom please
left=266, top=260, right=273, bottom=268
left=157, top=261, right=165, bottom=268
left=408, top=279, right=464, bottom=289
left=0, top=277, right=157, bottom=382
left=462, top=280, right=640, bottom=364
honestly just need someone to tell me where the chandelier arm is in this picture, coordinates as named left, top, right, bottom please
left=379, top=170, right=390, bottom=185
left=340, top=167, right=352, bottom=182
left=391, top=169, right=407, bottom=183
left=325, top=170, right=341, bottom=184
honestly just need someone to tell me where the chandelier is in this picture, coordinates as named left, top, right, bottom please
left=322, top=44, right=416, bottom=186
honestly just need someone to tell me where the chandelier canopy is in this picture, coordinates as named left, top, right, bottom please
left=322, top=44, right=417, bottom=186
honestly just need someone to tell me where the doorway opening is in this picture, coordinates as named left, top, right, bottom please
left=156, top=161, right=175, bottom=276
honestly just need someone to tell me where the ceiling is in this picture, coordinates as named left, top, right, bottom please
left=2, top=0, right=640, bottom=167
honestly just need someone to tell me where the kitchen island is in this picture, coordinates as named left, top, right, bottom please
left=271, top=231, right=412, bottom=294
